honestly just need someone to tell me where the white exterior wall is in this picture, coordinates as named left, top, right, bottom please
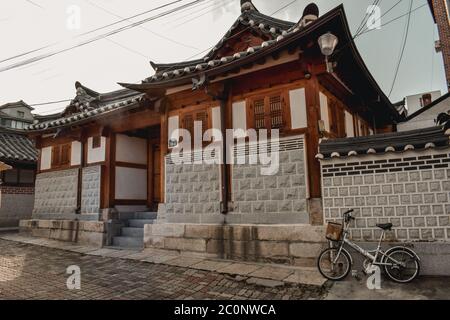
left=71, top=141, right=82, bottom=166
left=289, top=88, right=307, bottom=129
left=232, top=101, right=246, bottom=131
left=87, top=136, right=106, bottom=164
left=319, top=92, right=330, bottom=132
left=40, top=147, right=52, bottom=171
left=115, top=134, right=147, bottom=164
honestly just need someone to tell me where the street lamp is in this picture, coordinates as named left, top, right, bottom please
left=318, top=32, right=338, bottom=73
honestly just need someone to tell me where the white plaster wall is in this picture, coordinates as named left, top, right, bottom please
left=40, top=147, right=52, bottom=171
left=289, top=88, right=307, bottom=129
left=115, top=167, right=147, bottom=200
left=211, top=106, right=221, bottom=141
left=71, top=141, right=82, bottom=166
left=319, top=92, right=330, bottom=132
left=87, top=136, right=106, bottom=164
left=232, top=101, right=246, bottom=131
left=345, top=111, right=354, bottom=137
left=115, top=134, right=147, bottom=164
left=168, top=115, right=179, bottom=148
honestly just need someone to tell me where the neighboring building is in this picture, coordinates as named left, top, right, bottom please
left=0, top=100, right=35, bottom=130
left=0, top=127, right=37, bottom=228
left=21, top=2, right=402, bottom=264
left=398, top=92, right=450, bottom=131
left=428, top=0, right=450, bottom=90
left=404, top=90, right=442, bottom=115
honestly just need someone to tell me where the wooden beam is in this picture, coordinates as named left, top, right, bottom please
left=100, top=131, right=116, bottom=209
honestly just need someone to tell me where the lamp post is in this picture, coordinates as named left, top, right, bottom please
left=318, top=32, right=339, bottom=73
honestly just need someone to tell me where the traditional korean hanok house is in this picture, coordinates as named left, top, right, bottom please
left=115, top=1, right=401, bottom=262
left=22, top=2, right=402, bottom=263
left=21, top=81, right=163, bottom=247
left=0, top=110, right=37, bottom=229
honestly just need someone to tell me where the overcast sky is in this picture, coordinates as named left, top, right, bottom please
left=0, top=0, right=446, bottom=115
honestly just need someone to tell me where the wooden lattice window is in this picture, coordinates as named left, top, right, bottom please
left=269, top=95, right=283, bottom=129
left=253, top=98, right=265, bottom=130
left=249, top=93, right=288, bottom=133
left=180, top=108, right=210, bottom=146
left=51, top=143, right=71, bottom=168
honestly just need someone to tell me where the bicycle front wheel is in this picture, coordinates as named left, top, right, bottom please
left=317, top=247, right=351, bottom=281
left=383, top=248, right=420, bottom=283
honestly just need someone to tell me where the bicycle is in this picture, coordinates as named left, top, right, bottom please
left=317, top=209, right=421, bottom=283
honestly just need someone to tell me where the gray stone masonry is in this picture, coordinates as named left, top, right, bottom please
left=321, top=149, right=450, bottom=242
left=231, top=136, right=308, bottom=224
left=81, top=166, right=101, bottom=214
left=0, top=188, right=34, bottom=228
left=164, top=156, right=221, bottom=220
left=33, top=168, right=79, bottom=216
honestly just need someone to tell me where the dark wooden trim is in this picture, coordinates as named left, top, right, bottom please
left=115, top=161, right=147, bottom=169
left=114, top=199, right=147, bottom=205
left=38, top=165, right=81, bottom=174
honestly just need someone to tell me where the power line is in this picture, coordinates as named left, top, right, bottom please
left=25, top=0, right=44, bottom=9
left=354, top=0, right=382, bottom=37
left=358, top=2, right=427, bottom=36
left=29, top=99, right=71, bottom=107
left=0, top=0, right=185, bottom=65
left=0, top=0, right=208, bottom=73
left=135, top=0, right=301, bottom=79
left=388, top=0, right=413, bottom=97
left=357, top=0, right=403, bottom=36
left=171, top=0, right=234, bottom=29
left=83, top=0, right=199, bottom=50
left=29, top=0, right=300, bottom=110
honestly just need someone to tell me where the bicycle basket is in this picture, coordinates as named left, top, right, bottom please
left=326, top=222, right=343, bottom=241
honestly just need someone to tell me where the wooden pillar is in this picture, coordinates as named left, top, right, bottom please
left=100, top=131, right=116, bottom=210
left=305, top=76, right=322, bottom=199
left=159, top=98, right=169, bottom=204
left=147, top=138, right=154, bottom=209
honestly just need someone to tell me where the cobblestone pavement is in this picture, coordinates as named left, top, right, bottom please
left=0, top=240, right=327, bottom=300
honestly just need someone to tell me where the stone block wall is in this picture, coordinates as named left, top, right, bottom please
left=19, top=219, right=106, bottom=247
left=230, top=135, right=309, bottom=224
left=0, top=186, right=34, bottom=227
left=81, top=166, right=101, bottom=214
left=163, top=154, right=221, bottom=223
left=33, top=168, right=79, bottom=216
left=144, top=223, right=326, bottom=267
left=321, top=149, right=450, bottom=241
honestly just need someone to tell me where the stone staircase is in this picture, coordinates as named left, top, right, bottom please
left=112, top=211, right=157, bottom=249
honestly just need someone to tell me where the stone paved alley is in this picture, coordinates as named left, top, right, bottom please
left=0, top=239, right=326, bottom=300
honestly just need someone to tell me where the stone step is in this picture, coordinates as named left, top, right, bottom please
left=128, top=219, right=156, bottom=228
left=112, top=236, right=143, bottom=249
left=134, top=212, right=158, bottom=220
left=121, top=227, right=144, bottom=238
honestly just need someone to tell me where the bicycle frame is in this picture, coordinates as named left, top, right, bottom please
left=332, top=217, right=405, bottom=268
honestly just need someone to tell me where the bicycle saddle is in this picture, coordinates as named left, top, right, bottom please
left=376, top=223, right=393, bottom=230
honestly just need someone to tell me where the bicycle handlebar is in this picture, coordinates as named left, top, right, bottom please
left=343, top=209, right=355, bottom=222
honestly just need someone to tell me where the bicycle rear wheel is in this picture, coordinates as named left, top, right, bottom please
left=383, top=248, right=420, bottom=283
left=317, top=247, right=351, bottom=281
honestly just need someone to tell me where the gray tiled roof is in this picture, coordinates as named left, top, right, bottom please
left=318, top=125, right=450, bottom=159
left=0, top=130, right=37, bottom=162
left=144, top=7, right=303, bottom=84
left=25, top=82, right=145, bottom=132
